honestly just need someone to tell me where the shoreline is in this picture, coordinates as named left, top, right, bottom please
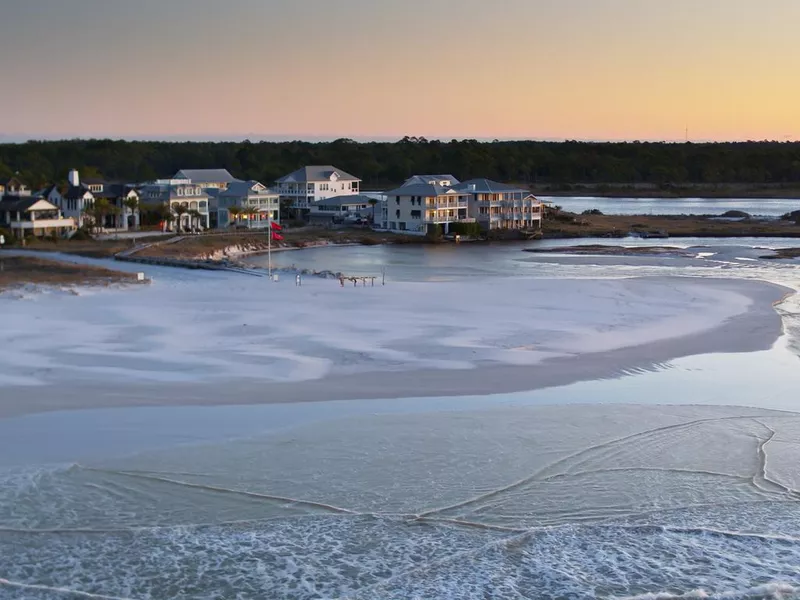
left=0, top=277, right=791, bottom=420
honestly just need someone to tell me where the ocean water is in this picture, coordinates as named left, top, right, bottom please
left=3, top=245, right=800, bottom=599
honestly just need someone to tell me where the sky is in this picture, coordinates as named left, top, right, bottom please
left=0, top=0, right=798, bottom=142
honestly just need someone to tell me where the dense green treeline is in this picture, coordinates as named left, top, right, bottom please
left=2, top=137, right=800, bottom=189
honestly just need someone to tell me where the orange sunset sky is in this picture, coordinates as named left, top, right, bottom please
left=0, top=0, right=798, bottom=141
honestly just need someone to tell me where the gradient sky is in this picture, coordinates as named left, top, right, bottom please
left=0, top=0, right=798, bottom=141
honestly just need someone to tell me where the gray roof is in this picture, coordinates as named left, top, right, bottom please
left=173, top=169, right=237, bottom=184
left=94, top=183, right=138, bottom=200
left=385, top=183, right=468, bottom=197
left=0, top=196, right=55, bottom=212
left=312, top=194, right=379, bottom=209
left=277, top=165, right=360, bottom=183
left=452, top=179, right=529, bottom=194
left=33, top=184, right=60, bottom=198
left=403, top=174, right=461, bottom=186
left=220, top=180, right=277, bottom=197
left=64, top=185, right=93, bottom=200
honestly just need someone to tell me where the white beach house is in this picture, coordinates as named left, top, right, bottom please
left=61, top=170, right=141, bottom=230
left=214, top=180, right=280, bottom=229
left=275, top=166, right=361, bottom=219
left=139, top=179, right=210, bottom=231
left=383, top=178, right=472, bottom=234
left=452, top=179, right=543, bottom=230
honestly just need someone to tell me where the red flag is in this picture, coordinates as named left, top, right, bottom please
left=272, top=232, right=284, bottom=241
left=270, top=221, right=282, bottom=231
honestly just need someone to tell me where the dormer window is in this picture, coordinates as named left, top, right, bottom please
left=177, top=188, right=184, bottom=196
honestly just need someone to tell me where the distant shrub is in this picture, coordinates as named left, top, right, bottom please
left=781, top=210, right=800, bottom=222
left=582, top=209, right=604, bottom=216
left=450, top=222, right=482, bottom=237
left=70, top=227, right=94, bottom=241
left=721, top=210, right=751, bottom=219
left=426, top=224, right=444, bottom=242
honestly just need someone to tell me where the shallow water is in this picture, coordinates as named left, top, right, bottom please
left=545, top=196, right=800, bottom=218
left=3, top=246, right=800, bottom=599
left=246, top=238, right=800, bottom=281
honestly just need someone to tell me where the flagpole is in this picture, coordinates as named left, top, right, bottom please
left=268, top=214, right=272, bottom=279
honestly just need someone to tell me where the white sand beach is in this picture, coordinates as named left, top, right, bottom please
left=0, top=252, right=790, bottom=417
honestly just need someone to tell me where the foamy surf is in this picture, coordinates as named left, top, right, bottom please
left=2, top=405, right=800, bottom=599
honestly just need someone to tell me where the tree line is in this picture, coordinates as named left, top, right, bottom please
left=2, top=137, right=800, bottom=189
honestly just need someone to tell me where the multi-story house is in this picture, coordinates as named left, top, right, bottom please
left=452, top=179, right=543, bottom=230
left=173, top=169, right=237, bottom=190
left=83, top=178, right=140, bottom=230
left=275, top=165, right=361, bottom=218
left=382, top=178, right=472, bottom=234
left=139, top=179, right=210, bottom=231
left=0, top=196, right=75, bottom=238
left=61, top=170, right=141, bottom=230
left=213, top=180, right=280, bottom=229
left=62, top=171, right=95, bottom=228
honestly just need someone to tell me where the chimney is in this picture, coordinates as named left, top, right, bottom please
left=68, top=169, right=80, bottom=187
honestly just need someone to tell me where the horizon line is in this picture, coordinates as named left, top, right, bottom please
left=0, top=134, right=797, bottom=145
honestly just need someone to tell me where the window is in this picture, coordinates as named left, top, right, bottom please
left=395, top=209, right=400, bottom=218
left=410, top=210, right=421, bottom=219
left=177, top=188, right=184, bottom=196
left=395, top=197, right=400, bottom=205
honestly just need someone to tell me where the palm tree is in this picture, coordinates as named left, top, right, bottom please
left=123, top=197, right=139, bottom=230
left=188, top=209, right=203, bottom=232
left=82, top=198, right=117, bottom=233
left=227, top=206, right=242, bottom=228
left=368, top=198, right=378, bottom=224
left=243, top=205, right=259, bottom=229
left=172, top=204, right=188, bottom=233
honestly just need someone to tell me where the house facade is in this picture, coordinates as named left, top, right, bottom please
left=83, top=177, right=140, bottom=230
left=275, top=166, right=361, bottom=217
left=62, top=170, right=95, bottom=228
left=382, top=180, right=472, bottom=234
left=0, top=196, right=75, bottom=237
left=139, top=179, right=210, bottom=231
left=452, top=179, right=543, bottom=230
left=213, top=180, right=280, bottom=229
left=59, top=170, right=141, bottom=230
left=309, top=193, right=381, bottom=223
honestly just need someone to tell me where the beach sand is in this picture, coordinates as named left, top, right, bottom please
left=0, top=252, right=790, bottom=418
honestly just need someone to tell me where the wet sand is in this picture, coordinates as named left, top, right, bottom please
left=0, top=277, right=789, bottom=420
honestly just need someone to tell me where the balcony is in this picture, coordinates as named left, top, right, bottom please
left=424, top=216, right=475, bottom=224
left=10, top=217, right=76, bottom=230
